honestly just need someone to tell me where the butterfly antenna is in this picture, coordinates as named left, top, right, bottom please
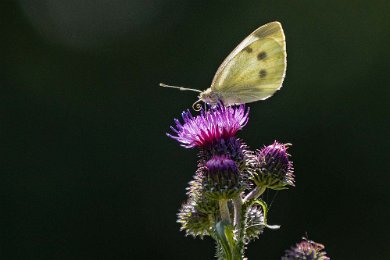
left=159, top=83, right=202, bottom=93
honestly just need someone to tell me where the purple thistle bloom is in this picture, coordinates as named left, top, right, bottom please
left=168, top=103, right=249, bottom=148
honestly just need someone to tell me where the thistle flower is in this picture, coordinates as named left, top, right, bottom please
left=282, top=237, right=330, bottom=260
left=251, top=141, right=294, bottom=190
left=168, top=103, right=249, bottom=149
left=167, top=104, right=318, bottom=259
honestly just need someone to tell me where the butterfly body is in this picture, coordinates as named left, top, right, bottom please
left=198, top=88, right=221, bottom=105
left=161, top=21, right=287, bottom=108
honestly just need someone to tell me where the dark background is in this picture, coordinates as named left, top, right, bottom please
left=1, top=0, right=389, bottom=259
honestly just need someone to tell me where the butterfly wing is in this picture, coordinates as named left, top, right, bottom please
left=210, top=21, right=286, bottom=105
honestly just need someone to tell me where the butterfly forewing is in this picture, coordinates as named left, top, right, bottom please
left=210, top=22, right=286, bottom=105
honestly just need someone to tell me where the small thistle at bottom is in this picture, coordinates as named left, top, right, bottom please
left=282, top=237, right=330, bottom=260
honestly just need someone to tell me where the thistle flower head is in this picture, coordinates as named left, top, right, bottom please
left=168, top=103, right=249, bottom=148
left=282, top=237, right=330, bottom=260
left=205, top=155, right=237, bottom=173
left=251, top=141, right=294, bottom=190
left=244, top=204, right=265, bottom=243
left=177, top=198, right=217, bottom=238
left=203, top=155, right=242, bottom=199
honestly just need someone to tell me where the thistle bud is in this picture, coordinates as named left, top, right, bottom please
left=251, top=141, right=294, bottom=190
left=177, top=198, right=217, bottom=238
left=244, top=204, right=265, bottom=243
left=282, top=237, right=330, bottom=260
left=202, top=155, right=242, bottom=200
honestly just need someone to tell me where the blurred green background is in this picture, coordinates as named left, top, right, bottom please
left=1, top=0, right=389, bottom=259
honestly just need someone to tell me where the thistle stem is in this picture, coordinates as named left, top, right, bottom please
left=232, top=196, right=243, bottom=258
left=219, top=199, right=231, bottom=224
left=243, top=186, right=266, bottom=204
left=232, top=196, right=242, bottom=231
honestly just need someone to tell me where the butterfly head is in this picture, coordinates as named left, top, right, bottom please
left=199, top=88, right=220, bottom=105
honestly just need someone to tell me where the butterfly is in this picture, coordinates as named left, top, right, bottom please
left=160, top=21, right=286, bottom=110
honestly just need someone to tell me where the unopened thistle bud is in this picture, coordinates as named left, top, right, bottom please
left=177, top=198, right=217, bottom=238
left=251, top=141, right=294, bottom=190
left=282, top=237, right=330, bottom=260
left=203, top=155, right=242, bottom=200
left=244, top=204, right=265, bottom=243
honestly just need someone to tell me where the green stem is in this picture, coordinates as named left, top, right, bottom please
left=216, top=200, right=244, bottom=260
left=219, top=199, right=231, bottom=224
left=232, top=247, right=243, bottom=260
left=232, top=196, right=242, bottom=235
left=243, top=186, right=266, bottom=203
left=232, top=196, right=244, bottom=259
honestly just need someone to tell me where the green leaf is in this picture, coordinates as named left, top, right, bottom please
left=249, top=199, right=280, bottom=230
left=215, top=221, right=234, bottom=260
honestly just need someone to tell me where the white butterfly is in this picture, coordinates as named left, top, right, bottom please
left=161, top=21, right=286, bottom=110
